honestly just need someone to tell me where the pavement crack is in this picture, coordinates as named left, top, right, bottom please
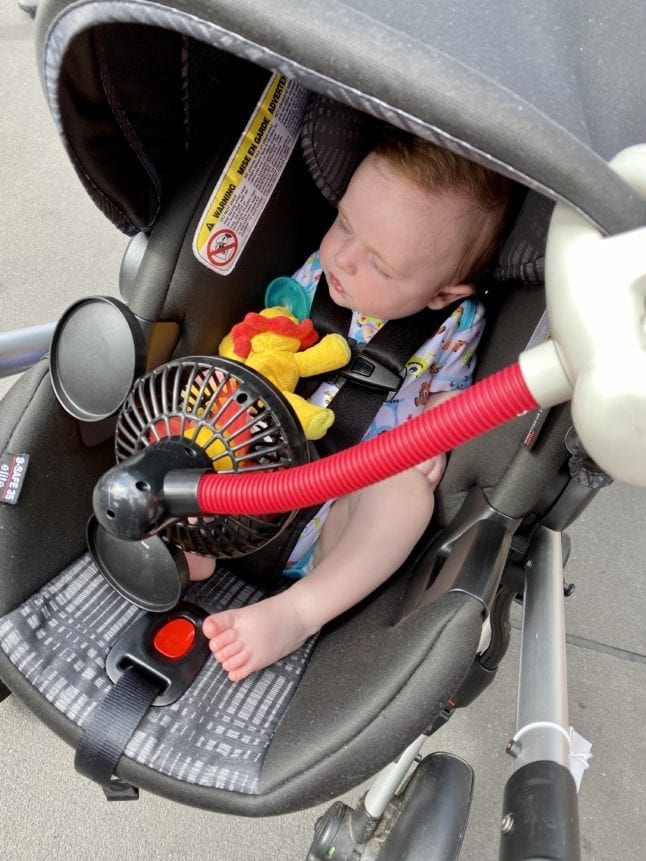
left=564, top=632, right=646, bottom=665
left=510, top=619, right=646, bottom=665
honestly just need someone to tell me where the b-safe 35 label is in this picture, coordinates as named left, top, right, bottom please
left=0, top=452, right=29, bottom=504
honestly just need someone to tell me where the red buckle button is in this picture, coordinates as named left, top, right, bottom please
left=153, top=618, right=197, bottom=659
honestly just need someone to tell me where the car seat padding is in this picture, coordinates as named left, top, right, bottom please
left=0, top=363, right=115, bottom=614
left=435, top=281, right=572, bottom=526
left=124, top=141, right=333, bottom=364
left=0, top=550, right=483, bottom=812
left=0, top=556, right=316, bottom=796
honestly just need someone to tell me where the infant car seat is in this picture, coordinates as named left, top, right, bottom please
left=0, top=68, right=497, bottom=813
left=1, top=2, right=645, bottom=858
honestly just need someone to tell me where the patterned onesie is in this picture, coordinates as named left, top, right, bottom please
left=284, top=250, right=485, bottom=576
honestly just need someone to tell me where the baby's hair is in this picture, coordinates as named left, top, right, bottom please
left=370, top=132, right=517, bottom=283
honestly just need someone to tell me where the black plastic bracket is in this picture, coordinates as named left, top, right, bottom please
left=499, top=760, right=580, bottom=861
left=102, top=778, right=140, bottom=802
left=105, top=603, right=210, bottom=707
left=379, top=752, right=474, bottom=860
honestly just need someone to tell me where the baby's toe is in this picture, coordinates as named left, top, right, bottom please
left=213, top=640, right=244, bottom=663
left=203, top=610, right=236, bottom=639
left=221, top=650, right=250, bottom=674
left=227, top=664, right=254, bottom=683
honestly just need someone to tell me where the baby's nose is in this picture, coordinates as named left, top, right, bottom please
left=335, top=242, right=357, bottom=275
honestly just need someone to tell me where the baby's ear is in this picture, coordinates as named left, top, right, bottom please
left=427, top=282, right=474, bottom=310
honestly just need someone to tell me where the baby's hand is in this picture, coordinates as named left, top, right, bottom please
left=414, top=452, right=447, bottom=490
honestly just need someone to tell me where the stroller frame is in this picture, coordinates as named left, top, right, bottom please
left=303, top=494, right=579, bottom=859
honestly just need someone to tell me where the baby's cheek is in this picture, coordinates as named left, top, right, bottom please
left=318, top=228, right=336, bottom=271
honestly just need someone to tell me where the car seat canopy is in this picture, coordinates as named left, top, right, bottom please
left=36, top=0, right=646, bottom=238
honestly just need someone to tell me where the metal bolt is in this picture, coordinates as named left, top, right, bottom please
left=501, top=813, right=515, bottom=835
left=506, top=738, right=522, bottom=758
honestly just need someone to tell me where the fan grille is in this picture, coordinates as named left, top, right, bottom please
left=114, top=357, right=309, bottom=557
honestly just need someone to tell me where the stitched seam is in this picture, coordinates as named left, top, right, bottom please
left=95, top=29, right=162, bottom=226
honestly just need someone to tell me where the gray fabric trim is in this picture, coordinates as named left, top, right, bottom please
left=300, top=95, right=377, bottom=206
left=38, top=0, right=646, bottom=235
left=495, top=192, right=556, bottom=287
left=0, top=555, right=315, bottom=794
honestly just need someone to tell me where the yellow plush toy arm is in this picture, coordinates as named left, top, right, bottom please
left=218, top=331, right=237, bottom=360
left=295, top=333, right=351, bottom=377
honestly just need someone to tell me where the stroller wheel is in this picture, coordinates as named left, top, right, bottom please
left=307, top=752, right=473, bottom=860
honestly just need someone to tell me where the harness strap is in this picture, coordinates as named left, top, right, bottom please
left=299, top=274, right=460, bottom=457
left=74, top=665, right=163, bottom=800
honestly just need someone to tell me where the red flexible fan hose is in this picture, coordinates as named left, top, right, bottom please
left=197, top=363, right=538, bottom=515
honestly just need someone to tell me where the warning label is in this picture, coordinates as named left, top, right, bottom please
left=206, top=229, right=239, bottom=268
left=193, top=74, right=309, bottom=275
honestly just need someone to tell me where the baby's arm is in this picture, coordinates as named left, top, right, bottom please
left=413, top=390, right=458, bottom=486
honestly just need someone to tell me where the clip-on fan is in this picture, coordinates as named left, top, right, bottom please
left=49, top=298, right=309, bottom=613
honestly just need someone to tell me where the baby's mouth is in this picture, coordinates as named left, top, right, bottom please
left=328, top=272, right=345, bottom=296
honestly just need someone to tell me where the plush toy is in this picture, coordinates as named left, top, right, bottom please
left=218, top=306, right=351, bottom=440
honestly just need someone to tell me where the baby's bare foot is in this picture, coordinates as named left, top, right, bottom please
left=202, top=590, right=317, bottom=682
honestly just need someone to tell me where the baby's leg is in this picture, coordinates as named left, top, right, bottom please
left=203, top=467, right=436, bottom=682
left=185, top=552, right=216, bottom=581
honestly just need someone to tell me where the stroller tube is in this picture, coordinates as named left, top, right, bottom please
left=195, top=362, right=538, bottom=516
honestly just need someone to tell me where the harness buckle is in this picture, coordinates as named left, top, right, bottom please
left=335, top=341, right=404, bottom=399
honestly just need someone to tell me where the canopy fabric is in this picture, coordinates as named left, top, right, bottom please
left=36, top=0, right=646, bottom=235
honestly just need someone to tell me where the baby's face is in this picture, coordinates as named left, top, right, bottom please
left=319, top=154, right=474, bottom=320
